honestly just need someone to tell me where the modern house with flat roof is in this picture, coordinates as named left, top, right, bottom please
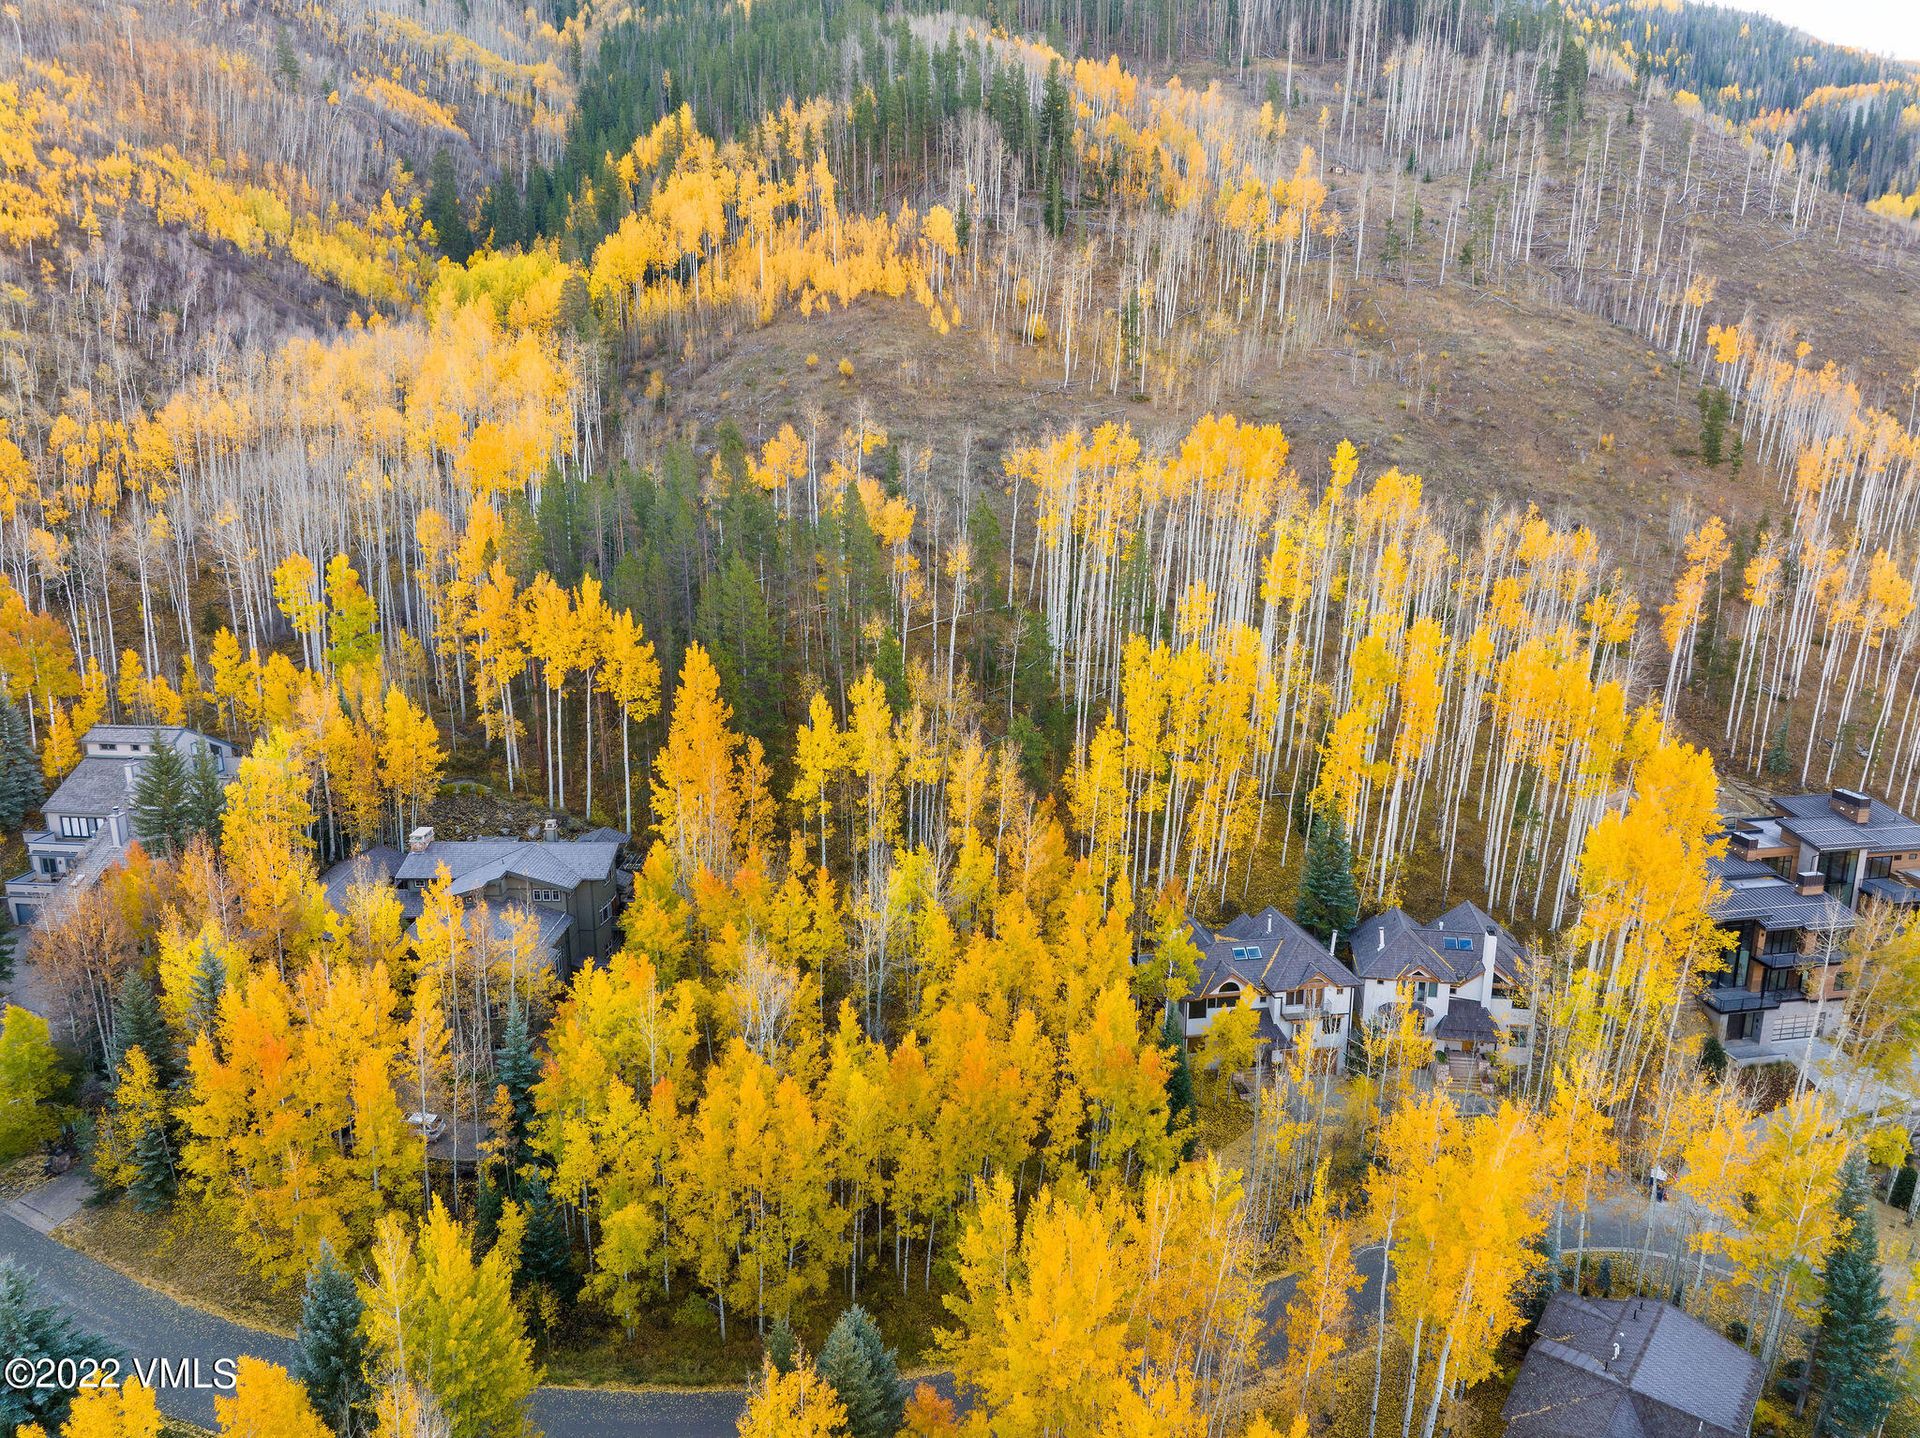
left=321, top=823, right=627, bottom=976
left=1704, top=786, right=1920, bottom=1061
left=5, top=725, right=236, bottom=926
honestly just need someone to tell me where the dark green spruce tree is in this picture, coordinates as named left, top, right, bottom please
left=1815, top=1152, right=1897, bottom=1437
left=1296, top=815, right=1361, bottom=941
left=0, top=698, right=43, bottom=832
left=184, top=742, right=228, bottom=839
left=108, top=972, right=175, bottom=1087
left=128, top=1112, right=176, bottom=1213
left=0, top=1260, right=118, bottom=1432
left=185, top=939, right=228, bottom=1045
left=519, top=1173, right=580, bottom=1306
left=129, top=736, right=194, bottom=857
left=424, top=148, right=473, bottom=262
left=817, top=1305, right=907, bottom=1438
left=293, top=1244, right=370, bottom=1438
left=1162, top=1008, right=1197, bottom=1159
left=494, top=1001, right=539, bottom=1172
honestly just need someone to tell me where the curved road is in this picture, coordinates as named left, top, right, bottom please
left=0, top=1209, right=746, bottom=1436
left=0, top=1199, right=1676, bottom=1436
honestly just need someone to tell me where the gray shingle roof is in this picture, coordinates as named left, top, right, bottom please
left=393, top=838, right=619, bottom=893
left=1350, top=902, right=1530, bottom=984
left=1196, top=906, right=1359, bottom=995
left=1772, top=792, right=1920, bottom=853
left=1433, top=996, right=1498, bottom=1043
left=1503, top=1294, right=1762, bottom=1438
left=43, top=756, right=138, bottom=816
left=1350, top=907, right=1470, bottom=982
left=320, top=846, right=403, bottom=912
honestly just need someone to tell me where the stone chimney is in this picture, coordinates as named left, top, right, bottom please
left=408, top=825, right=435, bottom=853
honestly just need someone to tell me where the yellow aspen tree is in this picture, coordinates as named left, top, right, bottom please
left=44, top=1380, right=162, bottom=1438
left=220, top=727, right=325, bottom=965
left=214, top=1358, right=331, bottom=1438
left=736, top=1358, right=849, bottom=1438
left=597, top=608, right=662, bottom=837
left=652, top=643, right=748, bottom=886
left=377, top=686, right=444, bottom=840
left=361, top=1202, right=540, bottom=1438
left=1281, top=1160, right=1362, bottom=1411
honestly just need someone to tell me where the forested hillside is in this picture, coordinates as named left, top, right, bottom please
left=4, top=0, right=1920, bottom=1436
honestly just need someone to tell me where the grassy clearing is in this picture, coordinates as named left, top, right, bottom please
left=58, top=1196, right=300, bottom=1336
left=539, top=1266, right=951, bottom=1388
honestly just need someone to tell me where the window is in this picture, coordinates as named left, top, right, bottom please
left=58, top=815, right=101, bottom=839
left=1185, top=999, right=1206, bottom=1021
left=1762, top=966, right=1803, bottom=997
left=1319, top=1013, right=1342, bottom=1035
left=1762, top=928, right=1802, bottom=957
left=1442, top=936, right=1473, bottom=952
left=1414, top=980, right=1439, bottom=1002
left=1231, top=945, right=1257, bottom=961
left=1284, top=988, right=1310, bottom=1008
left=530, top=887, right=565, bottom=905
left=598, top=900, right=613, bottom=926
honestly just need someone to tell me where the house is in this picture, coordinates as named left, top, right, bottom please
left=1503, top=1293, right=1763, bottom=1438
left=322, top=823, right=627, bottom=976
left=5, top=725, right=237, bottom=926
left=1349, top=900, right=1534, bottom=1066
left=1175, top=906, right=1360, bottom=1069
left=1704, top=786, right=1920, bottom=1061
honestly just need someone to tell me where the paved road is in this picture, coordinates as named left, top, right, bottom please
left=1, top=1191, right=1686, bottom=1437
left=0, top=1209, right=748, bottom=1435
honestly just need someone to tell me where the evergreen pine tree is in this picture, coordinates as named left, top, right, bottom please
left=425, top=149, right=474, bottom=262
left=293, top=1244, right=370, bottom=1438
left=473, top=1161, right=505, bottom=1251
left=1815, top=1153, right=1898, bottom=1437
left=0, top=1260, right=118, bottom=1432
left=817, top=1306, right=907, bottom=1438
left=0, top=698, right=44, bottom=832
left=1162, top=1007, right=1197, bottom=1160
left=519, top=1174, right=580, bottom=1305
left=108, top=972, right=175, bottom=1088
left=494, top=1003, right=539, bottom=1165
left=1765, top=720, right=1792, bottom=778
left=694, top=551, right=783, bottom=752
left=764, top=1314, right=797, bottom=1376
left=184, top=741, right=228, bottom=840
left=128, top=1113, right=175, bottom=1213
left=1296, top=815, right=1361, bottom=941
left=185, top=939, right=227, bottom=1044
left=129, top=735, right=193, bottom=857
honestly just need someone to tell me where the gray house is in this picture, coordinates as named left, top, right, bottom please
left=1503, top=1294, right=1763, bottom=1438
left=323, top=824, right=627, bottom=976
left=1177, top=906, right=1361, bottom=1069
left=5, top=725, right=237, bottom=926
left=1706, top=786, right=1920, bottom=1060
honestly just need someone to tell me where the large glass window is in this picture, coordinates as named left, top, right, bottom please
left=1819, top=848, right=1858, bottom=905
